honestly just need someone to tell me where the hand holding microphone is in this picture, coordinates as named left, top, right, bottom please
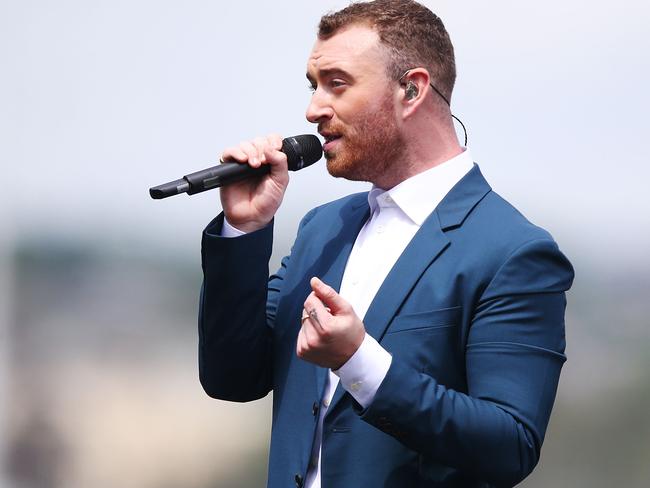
left=149, top=134, right=322, bottom=233
left=219, top=134, right=292, bottom=234
left=149, top=134, right=322, bottom=198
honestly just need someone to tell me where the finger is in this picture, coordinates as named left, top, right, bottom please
left=263, top=145, right=288, bottom=175
left=310, top=277, right=350, bottom=314
left=239, top=141, right=262, bottom=168
left=250, top=134, right=282, bottom=165
left=220, top=146, right=248, bottom=163
left=303, top=291, right=332, bottom=315
left=300, top=314, right=319, bottom=348
left=262, top=134, right=288, bottom=170
left=303, top=292, right=330, bottom=332
left=267, top=133, right=283, bottom=151
left=251, top=136, right=270, bottom=164
left=296, top=327, right=308, bottom=358
left=266, top=133, right=285, bottom=156
left=300, top=308, right=310, bottom=325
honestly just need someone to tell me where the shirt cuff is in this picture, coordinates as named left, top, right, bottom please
left=221, top=218, right=247, bottom=238
left=333, top=333, right=392, bottom=408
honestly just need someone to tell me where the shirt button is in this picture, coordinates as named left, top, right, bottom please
left=350, top=381, right=362, bottom=392
left=322, top=397, right=330, bottom=408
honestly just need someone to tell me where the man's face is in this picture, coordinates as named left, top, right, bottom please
left=306, top=25, right=405, bottom=186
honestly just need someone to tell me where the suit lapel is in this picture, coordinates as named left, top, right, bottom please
left=326, top=164, right=492, bottom=414
left=364, top=164, right=491, bottom=341
left=326, top=212, right=449, bottom=412
left=363, top=213, right=449, bottom=340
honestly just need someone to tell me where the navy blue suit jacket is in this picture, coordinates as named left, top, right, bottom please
left=199, top=165, right=574, bottom=487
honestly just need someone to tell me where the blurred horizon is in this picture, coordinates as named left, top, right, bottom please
left=2, top=234, right=649, bottom=487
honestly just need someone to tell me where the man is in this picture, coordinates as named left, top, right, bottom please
left=198, top=1, right=574, bottom=487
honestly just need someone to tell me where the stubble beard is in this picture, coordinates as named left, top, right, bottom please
left=323, top=94, right=405, bottom=187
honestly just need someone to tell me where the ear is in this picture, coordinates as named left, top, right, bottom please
left=399, top=68, right=430, bottom=118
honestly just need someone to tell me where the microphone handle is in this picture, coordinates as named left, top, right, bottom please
left=149, top=163, right=270, bottom=199
left=149, top=134, right=322, bottom=200
left=185, top=162, right=270, bottom=194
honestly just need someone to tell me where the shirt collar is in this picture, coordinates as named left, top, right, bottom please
left=367, top=149, right=475, bottom=226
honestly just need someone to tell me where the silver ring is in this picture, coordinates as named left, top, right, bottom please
left=308, top=308, right=321, bottom=327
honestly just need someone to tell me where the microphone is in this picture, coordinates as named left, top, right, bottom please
left=149, top=134, right=323, bottom=199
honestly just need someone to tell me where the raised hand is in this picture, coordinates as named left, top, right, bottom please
left=219, top=133, right=289, bottom=233
left=297, top=277, right=366, bottom=370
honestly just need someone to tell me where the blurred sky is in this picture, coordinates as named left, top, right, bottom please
left=1, top=0, right=649, bottom=264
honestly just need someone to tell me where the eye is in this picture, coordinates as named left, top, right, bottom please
left=330, top=79, right=346, bottom=89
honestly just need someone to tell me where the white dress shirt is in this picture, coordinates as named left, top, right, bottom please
left=223, top=150, right=474, bottom=488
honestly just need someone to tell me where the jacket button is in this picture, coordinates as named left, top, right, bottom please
left=312, top=401, right=319, bottom=417
left=295, top=473, right=304, bottom=487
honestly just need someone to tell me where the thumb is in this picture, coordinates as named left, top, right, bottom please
left=310, top=277, right=349, bottom=314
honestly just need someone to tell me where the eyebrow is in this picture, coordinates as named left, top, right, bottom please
left=306, top=67, right=355, bottom=85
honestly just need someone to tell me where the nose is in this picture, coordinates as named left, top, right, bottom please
left=305, top=90, right=334, bottom=124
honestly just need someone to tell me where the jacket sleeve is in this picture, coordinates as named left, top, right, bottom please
left=198, top=209, right=318, bottom=402
left=198, top=213, right=275, bottom=401
left=357, top=238, right=574, bottom=487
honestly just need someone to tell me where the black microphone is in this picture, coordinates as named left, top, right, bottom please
left=149, top=134, right=323, bottom=199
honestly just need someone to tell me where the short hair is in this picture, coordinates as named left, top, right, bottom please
left=318, top=0, right=456, bottom=101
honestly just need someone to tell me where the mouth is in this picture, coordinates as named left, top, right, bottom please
left=320, top=132, right=342, bottom=152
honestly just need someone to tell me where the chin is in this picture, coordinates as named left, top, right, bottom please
left=325, top=155, right=366, bottom=182
left=324, top=156, right=344, bottom=178
left=325, top=154, right=348, bottom=178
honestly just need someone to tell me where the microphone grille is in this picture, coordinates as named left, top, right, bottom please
left=282, top=134, right=323, bottom=171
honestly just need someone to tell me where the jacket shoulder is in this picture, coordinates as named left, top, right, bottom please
left=299, top=191, right=369, bottom=227
left=469, top=189, right=557, bottom=247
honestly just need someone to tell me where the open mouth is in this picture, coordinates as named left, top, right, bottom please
left=321, top=133, right=342, bottom=151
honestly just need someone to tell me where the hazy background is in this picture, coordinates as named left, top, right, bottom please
left=1, top=0, right=649, bottom=486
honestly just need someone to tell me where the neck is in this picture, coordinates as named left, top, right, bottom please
left=374, top=123, right=463, bottom=190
